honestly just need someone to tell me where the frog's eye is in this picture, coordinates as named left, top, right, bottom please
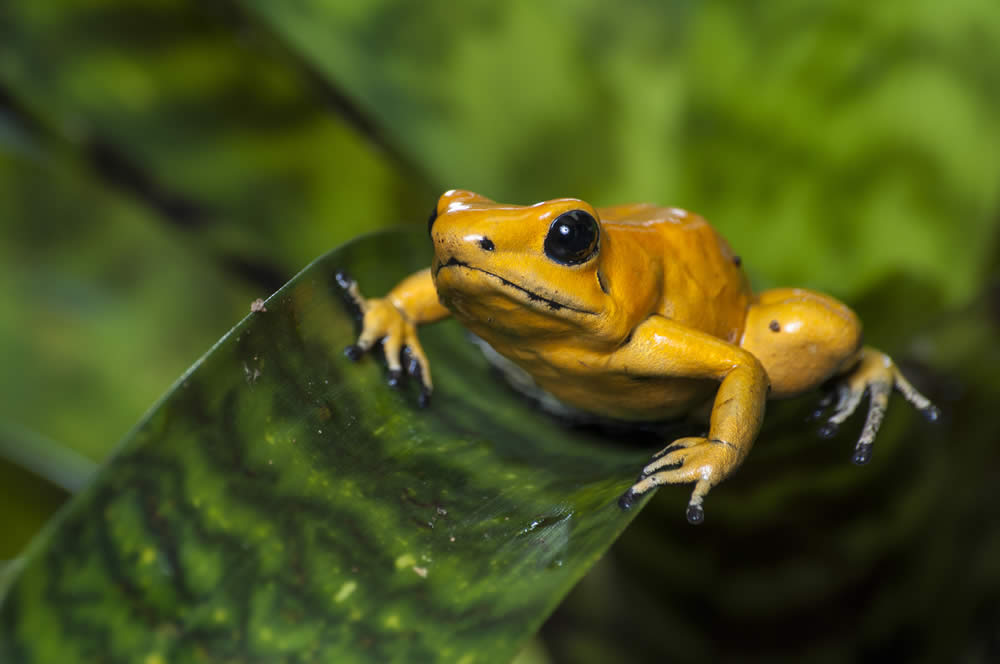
left=544, top=210, right=600, bottom=265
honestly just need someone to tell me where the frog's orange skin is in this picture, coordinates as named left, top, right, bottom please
left=344, top=190, right=938, bottom=524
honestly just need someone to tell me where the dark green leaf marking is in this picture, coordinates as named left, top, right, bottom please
left=0, top=230, right=655, bottom=663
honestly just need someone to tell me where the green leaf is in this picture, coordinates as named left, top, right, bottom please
left=0, top=229, right=655, bottom=663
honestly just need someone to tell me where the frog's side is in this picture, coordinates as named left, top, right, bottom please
left=342, top=190, right=938, bottom=524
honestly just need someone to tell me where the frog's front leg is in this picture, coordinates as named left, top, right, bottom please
left=613, top=315, right=769, bottom=524
left=336, top=268, right=450, bottom=405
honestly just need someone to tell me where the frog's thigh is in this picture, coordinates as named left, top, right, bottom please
left=742, top=288, right=862, bottom=398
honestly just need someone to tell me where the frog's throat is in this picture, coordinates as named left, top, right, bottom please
left=437, top=257, right=598, bottom=316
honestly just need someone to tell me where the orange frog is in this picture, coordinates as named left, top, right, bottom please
left=340, top=190, right=938, bottom=524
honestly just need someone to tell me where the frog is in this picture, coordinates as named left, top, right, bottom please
left=339, top=189, right=939, bottom=524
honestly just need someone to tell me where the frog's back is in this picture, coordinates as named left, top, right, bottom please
left=598, top=202, right=751, bottom=343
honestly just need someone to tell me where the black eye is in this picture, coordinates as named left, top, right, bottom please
left=544, top=210, right=600, bottom=265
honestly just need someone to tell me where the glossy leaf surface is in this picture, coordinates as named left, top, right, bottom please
left=0, top=230, right=656, bottom=663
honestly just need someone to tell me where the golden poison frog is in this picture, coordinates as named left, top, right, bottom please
left=339, top=190, right=938, bottom=524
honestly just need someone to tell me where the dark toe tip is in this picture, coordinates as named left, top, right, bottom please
left=851, top=444, right=873, bottom=465
left=344, top=345, right=363, bottom=361
left=818, top=422, right=839, bottom=439
left=334, top=270, right=353, bottom=289
left=618, top=489, right=637, bottom=511
left=923, top=405, right=941, bottom=423
left=417, top=390, right=432, bottom=409
left=686, top=503, right=705, bottom=525
left=387, top=370, right=404, bottom=389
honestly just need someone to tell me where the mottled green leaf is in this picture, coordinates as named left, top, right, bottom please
left=0, top=230, right=656, bottom=663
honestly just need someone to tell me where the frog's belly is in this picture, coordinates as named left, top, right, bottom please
left=471, top=336, right=715, bottom=423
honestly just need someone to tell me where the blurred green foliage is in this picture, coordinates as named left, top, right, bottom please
left=1, top=0, right=999, bottom=661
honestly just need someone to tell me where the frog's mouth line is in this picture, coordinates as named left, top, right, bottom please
left=437, top=257, right=597, bottom=316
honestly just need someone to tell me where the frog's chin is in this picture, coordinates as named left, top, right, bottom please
left=434, top=257, right=598, bottom=317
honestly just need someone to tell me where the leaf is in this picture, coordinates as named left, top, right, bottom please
left=0, top=229, right=656, bottom=663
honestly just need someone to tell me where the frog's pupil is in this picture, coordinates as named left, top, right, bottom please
left=544, top=210, right=599, bottom=265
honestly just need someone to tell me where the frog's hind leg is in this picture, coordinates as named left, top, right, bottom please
left=815, top=348, right=939, bottom=464
left=742, top=287, right=938, bottom=465
left=741, top=288, right=865, bottom=399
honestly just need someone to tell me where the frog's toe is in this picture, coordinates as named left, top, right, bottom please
left=642, top=436, right=728, bottom=478
left=823, top=347, right=939, bottom=466
left=618, top=487, right=639, bottom=511
left=892, top=368, right=940, bottom=422
left=642, top=444, right=692, bottom=476
left=817, top=383, right=862, bottom=439
left=850, top=380, right=890, bottom=465
left=620, top=469, right=714, bottom=526
left=402, top=346, right=433, bottom=408
left=387, top=369, right=405, bottom=389
left=334, top=270, right=367, bottom=318
left=807, top=387, right=837, bottom=422
left=402, top=342, right=433, bottom=392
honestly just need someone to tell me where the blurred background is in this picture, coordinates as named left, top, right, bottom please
left=2, top=0, right=999, bottom=661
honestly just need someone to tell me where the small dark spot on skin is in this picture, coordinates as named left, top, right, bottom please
left=732, top=255, right=742, bottom=267
left=478, top=237, right=495, bottom=251
left=769, top=320, right=781, bottom=332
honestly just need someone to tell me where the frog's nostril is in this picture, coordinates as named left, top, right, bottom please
left=478, top=237, right=495, bottom=252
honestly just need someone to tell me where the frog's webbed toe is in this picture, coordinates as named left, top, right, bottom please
left=813, top=346, right=938, bottom=465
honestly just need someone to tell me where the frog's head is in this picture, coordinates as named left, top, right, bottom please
left=428, top=189, right=618, bottom=342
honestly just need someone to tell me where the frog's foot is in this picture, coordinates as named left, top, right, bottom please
left=619, top=436, right=742, bottom=525
left=813, top=346, right=939, bottom=465
left=335, top=270, right=433, bottom=407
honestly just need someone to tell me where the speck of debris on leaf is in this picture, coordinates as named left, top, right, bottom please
left=412, top=566, right=428, bottom=578
left=251, top=298, right=267, bottom=313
